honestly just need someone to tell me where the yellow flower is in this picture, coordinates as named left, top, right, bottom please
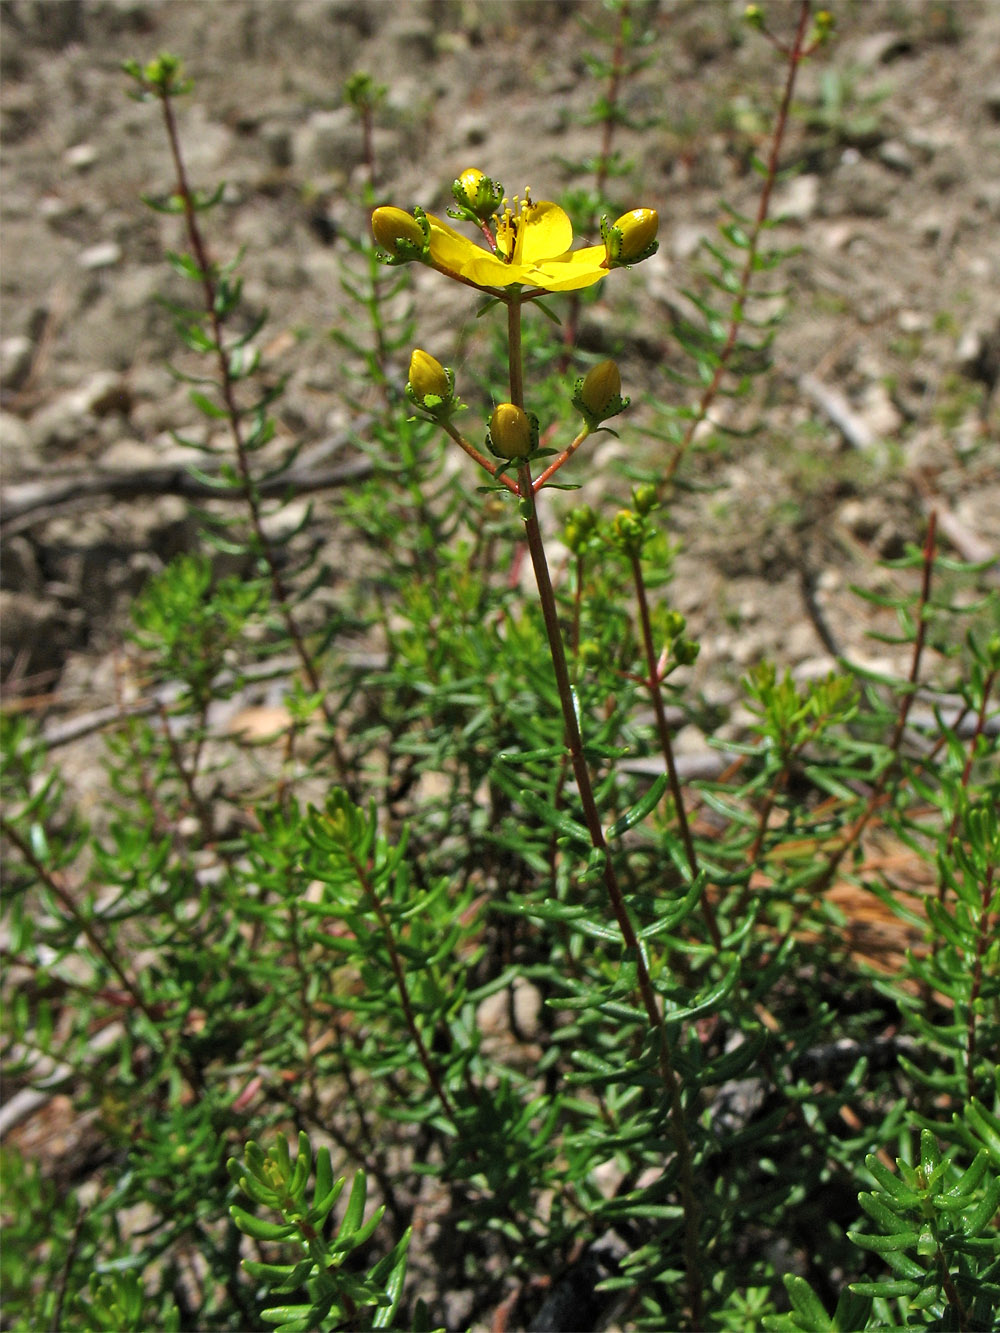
left=428, top=192, right=611, bottom=293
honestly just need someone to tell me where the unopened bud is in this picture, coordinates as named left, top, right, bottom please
left=407, top=349, right=455, bottom=416
left=744, top=4, right=765, bottom=31
left=610, top=508, right=645, bottom=556
left=812, top=9, right=835, bottom=43
left=603, top=208, right=659, bottom=267
left=633, top=483, right=658, bottom=516
left=452, top=168, right=504, bottom=221
left=574, top=359, right=629, bottom=428
left=487, top=403, right=538, bottom=460
left=564, top=504, right=598, bottom=554
left=371, top=206, right=429, bottom=263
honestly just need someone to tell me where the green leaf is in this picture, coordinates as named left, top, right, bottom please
left=846, top=1229, right=918, bottom=1254
left=188, top=389, right=230, bottom=419
left=783, top=1274, right=833, bottom=1331
left=606, top=774, right=668, bottom=839
left=228, top=1205, right=296, bottom=1242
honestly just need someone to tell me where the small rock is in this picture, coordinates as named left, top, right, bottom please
left=78, top=241, right=122, bottom=270
left=670, top=223, right=710, bottom=261
left=825, top=157, right=895, bottom=218
left=0, top=413, right=36, bottom=480
left=774, top=173, right=819, bottom=222
left=511, top=979, right=543, bottom=1041
left=64, top=142, right=98, bottom=171
left=0, top=335, right=33, bottom=390
left=0, top=589, right=66, bottom=676
left=853, top=31, right=913, bottom=66
left=28, top=373, right=129, bottom=453
left=877, top=139, right=914, bottom=174
left=0, top=536, right=44, bottom=596
left=857, top=382, right=903, bottom=440
left=292, top=108, right=363, bottom=177
left=897, top=310, right=930, bottom=335
left=99, top=437, right=162, bottom=471
left=955, top=320, right=1000, bottom=390
left=260, top=120, right=293, bottom=169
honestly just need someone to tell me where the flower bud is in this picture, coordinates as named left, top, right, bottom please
left=610, top=508, right=645, bottom=556
left=674, top=638, right=700, bottom=667
left=633, top=483, right=658, bottom=516
left=486, top=403, right=538, bottom=460
left=602, top=208, right=659, bottom=267
left=451, top=168, right=504, bottom=221
left=563, top=504, right=598, bottom=554
left=811, top=9, right=834, bottom=43
left=744, top=4, right=765, bottom=31
left=406, top=349, right=455, bottom=416
left=371, top=206, right=429, bottom=263
left=573, top=359, right=629, bottom=428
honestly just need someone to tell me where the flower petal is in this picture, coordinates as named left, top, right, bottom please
left=517, top=201, right=573, bottom=264
left=530, top=244, right=609, bottom=291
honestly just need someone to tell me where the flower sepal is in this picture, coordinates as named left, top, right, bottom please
left=371, top=205, right=431, bottom=265
left=572, top=359, right=630, bottom=430
left=450, top=168, right=504, bottom=223
left=486, top=403, right=539, bottom=461
left=602, top=209, right=659, bottom=268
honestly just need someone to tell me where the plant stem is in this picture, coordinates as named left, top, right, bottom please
left=508, top=291, right=524, bottom=407
left=629, top=552, right=722, bottom=950
left=664, top=0, right=812, bottom=485
left=516, top=462, right=704, bottom=1328
left=157, top=85, right=354, bottom=793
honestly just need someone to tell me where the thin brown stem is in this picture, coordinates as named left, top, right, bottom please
left=508, top=292, right=524, bottom=407
left=664, top=0, right=813, bottom=486
left=348, top=848, right=459, bottom=1121
left=532, top=426, right=591, bottom=492
left=157, top=87, right=354, bottom=792
left=966, top=859, right=995, bottom=1102
left=630, top=552, right=722, bottom=950
left=1, top=815, right=203, bottom=1090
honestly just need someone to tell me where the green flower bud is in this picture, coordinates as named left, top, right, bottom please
left=602, top=208, right=659, bottom=267
left=371, top=205, right=430, bottom=263
left=633, top=483, right=658, bottom=516
left=451, top=167, right=504, bottom=221
left=811, top=9, right=835, bottom=43
left=573, top=359, right=630, bottom=429
left=744, top=4, right=765, bottom=31
left=486, top=403, right=539, bottom=460
left=563, top=504, right=598, bottom=554
left=674, top=638, right=700, bottom=667
left=610, top=508, right=645, bottom=556
left=406, top=349, right=455, bottom=417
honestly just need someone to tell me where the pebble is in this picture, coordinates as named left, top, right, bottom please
left=77, top=241, right=122, bottom=270
left=64, top=142, right=98, bottom=171
left=775, top=174, right=820, bottom=223
left=0, top=335, right=33, bottom=390
left=292, top=108, right=362, bottom=178
left=27, top=372, right=129, bottom=453
left=877, top=139, right=914, bottom=175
